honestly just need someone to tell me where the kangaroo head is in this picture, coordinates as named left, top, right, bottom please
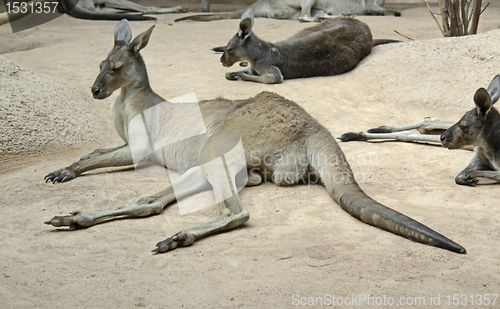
left=441, top=75, right=500, bottom=149
left=220, top=9, right=254, bottom=67
left=92, top=20, right=155, bottom=100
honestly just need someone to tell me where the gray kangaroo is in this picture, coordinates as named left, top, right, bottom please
left=175, top=0, right=400, bottom=23
left=339, top=76, right=500, bottom=186
left=0, top=0, right=187, bottom=26
left=217, top=11, right=394, bottom=84
left=441, top=75, right=500, bottom=186
left=44, top=20, right=465, bottom=254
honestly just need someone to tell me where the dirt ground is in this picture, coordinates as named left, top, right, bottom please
left=1, top=1, right=500, bottom=308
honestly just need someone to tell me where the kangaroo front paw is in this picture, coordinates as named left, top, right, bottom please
left=44, top=168, right=77, bottom=183
left=225, top=72, right=241, bottom=81
left=151, top=232, right=196, bottom=253
left=44, top=211, right=96, bottom=228
left=455, top=174, right=478, bottom=187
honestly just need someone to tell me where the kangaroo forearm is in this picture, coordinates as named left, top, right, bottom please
left=71, top=150, right=133, bottom=175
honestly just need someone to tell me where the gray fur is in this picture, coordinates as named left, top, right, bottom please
left=221, top=17, right=374, bottom=84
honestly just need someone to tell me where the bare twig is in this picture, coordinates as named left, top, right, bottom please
left=438, top=0, right=451, bottom=36
left=461, top=0, right=468, bottom=34
left=424, top=0, right=446, bottom=36
left=479, top=1, right=490, bottom=14
left=447, top=0, right=459, bottom=36
left=454, top=0, right=464, bottom=35
left=468, top=0, right=482, bottom=34
left=394, top=30, right=414, bottom=41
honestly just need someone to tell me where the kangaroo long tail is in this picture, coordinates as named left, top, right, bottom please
left=175, top=10, right=245, bottom=22
left=306, top=131, right=466, bottom=254
left=372, top=39, right=400, bottom=47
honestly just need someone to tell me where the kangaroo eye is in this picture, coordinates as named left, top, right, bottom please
left=112, top=66, right=122, bottom=73
left=226, top=48, right=233, bottom=53
left=459, top=125, right=468, bottom=131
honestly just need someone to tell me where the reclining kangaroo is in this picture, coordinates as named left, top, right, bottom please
left=340, top=75, right=500, bottom=187
left=44, top=20, right=465, bottom=254
left=0, top=0, right=187, bottom=26
left=175, top=0, right=400, bottom=23
left=217, top=11, right=395, bottom=84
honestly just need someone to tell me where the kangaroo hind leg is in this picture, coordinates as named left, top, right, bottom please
left=44, top=166, right=211, bottom=228
left=153, top=134, right=250, bottom=253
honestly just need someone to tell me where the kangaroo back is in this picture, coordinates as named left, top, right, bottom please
left=278, top=18, right=373, bottom=78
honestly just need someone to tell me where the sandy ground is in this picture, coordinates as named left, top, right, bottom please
left=1, top=1, right=500, bottom=308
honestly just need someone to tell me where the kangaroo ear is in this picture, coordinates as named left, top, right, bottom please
left=474, top=87, right=493, bottom=119
left=129, top=25, right=155, bottom=54
left=238, top=18, right=253, bottom=41
left=114, top=19, right=132, bottom=46
left=487, top=75, right=500, bottom=105
left=241, top=8, right=254, bottom=25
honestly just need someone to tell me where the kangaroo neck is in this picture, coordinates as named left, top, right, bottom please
left=120, top=71, right=151, bottom=103
left=246, top=35, right=280, bottom=65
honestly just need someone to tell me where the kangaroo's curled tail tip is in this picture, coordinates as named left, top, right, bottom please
left=337, top=132, right=366, bottom=142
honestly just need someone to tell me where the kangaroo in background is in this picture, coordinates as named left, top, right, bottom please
left=44, top=20, right=465, bottom=254
left=216, top=11, right=395, bottom=84
left=175, top=0, right=400, bottom=23
left=0, top=0, right=187, bottom=26
left=441, top=75, right=500, bottom=186
left=339, top=76, right=500, bottom=186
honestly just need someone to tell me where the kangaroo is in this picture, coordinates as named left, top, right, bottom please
left=338, top=76, right=500, bottom=186
left=44, top=20, right=465, bottom=254
left=175, top=0, right=400, bottom=23
left=441, top=75, right=500, bottom=186
left=0, top=0, right=187, bottom=26
left=217, top=11, right=394, bottom=84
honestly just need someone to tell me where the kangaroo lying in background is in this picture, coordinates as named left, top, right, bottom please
left=441, top=75, right=500, bottom=186
left=340, top=75, right=500, bottom=187
left=44, top=20, right=465, bottom=254
left=216, top=11, right=395, bottom=84
left=175, top=0, right=400, bottom=23
left=0, top=0, right=187, bottom=26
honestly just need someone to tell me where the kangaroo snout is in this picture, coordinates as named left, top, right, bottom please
left=91, top=83, right=111, bottom=100
left=440, top=133, right=445, bottom=142
left=440, top=130, right=454, bottom=148
left=92, top=84, right=101, bottom=97
left=220, top=54, right=231, bottom=67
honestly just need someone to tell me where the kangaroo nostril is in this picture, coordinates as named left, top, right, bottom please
left=440, top=134, right=445, bottom=142
left=92, top=85, right=100, bottom=96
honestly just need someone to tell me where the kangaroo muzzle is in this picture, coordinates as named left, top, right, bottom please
left=91, top=79, right=112, bottom=100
